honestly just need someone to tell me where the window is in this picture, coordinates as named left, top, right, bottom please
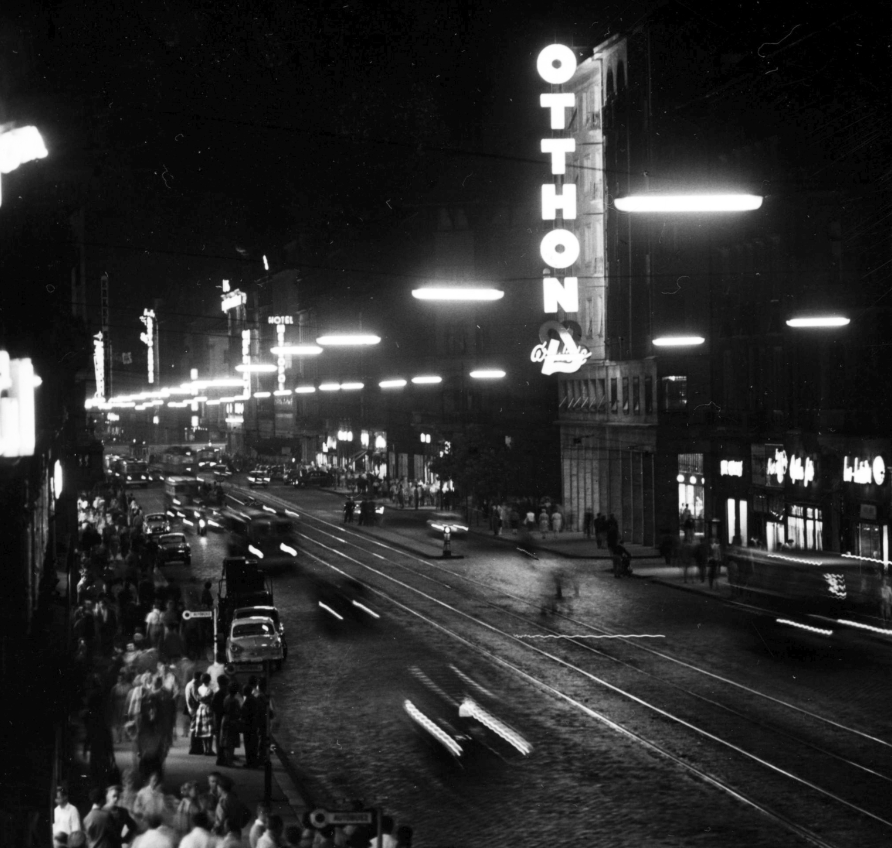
left=661, top=375, right=687, bottom=411
left=610, top=377, right=618, bottom=413
left=644, top=375, right=653, bottom=413
left=622, top=376, right=629, bottom=414
left=633, top=376, right=640, bottom=414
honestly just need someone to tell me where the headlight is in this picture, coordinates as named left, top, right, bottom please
left=230, top=643, right=243, bottom=654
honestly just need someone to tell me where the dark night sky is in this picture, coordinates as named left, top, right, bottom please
left=0, top=0, right=886, bottom=358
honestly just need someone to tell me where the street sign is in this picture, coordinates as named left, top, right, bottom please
left=310, top=809, right=373, bottom=828
left=181, top=609, right=214, bottom=620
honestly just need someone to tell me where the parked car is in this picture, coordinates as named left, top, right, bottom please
left=232, top=605, right=287, bottom=661
left=156, top=532, right=192, bottom=566
left=225, top=615, right=284, bottom=668
left=291, top=468, right=334, bottom=488
left=248, top=467, right=271, bottom=488
left=268, top=465, right=286, bottom=483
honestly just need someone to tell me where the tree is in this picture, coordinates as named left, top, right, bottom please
left=428, top=426, right=512, bottom=508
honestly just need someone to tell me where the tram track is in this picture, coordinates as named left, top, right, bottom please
left=289, top=516, right=892, bottom=847
left=232, top=488, right=892, bottom=846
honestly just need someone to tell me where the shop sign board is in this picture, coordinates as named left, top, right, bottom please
left=843, top=455, right=886, bottom=486
left=720, top=459, right=743, bottom=477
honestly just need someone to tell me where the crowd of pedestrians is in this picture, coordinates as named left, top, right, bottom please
left=54, top=768, right=414, bottom=847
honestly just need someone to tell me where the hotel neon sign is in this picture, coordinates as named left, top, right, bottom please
left=531, top=44, right=591, bottom=376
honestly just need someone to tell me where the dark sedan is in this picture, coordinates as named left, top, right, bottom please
left=248, top=467, right=271, bottom=488
left=156, top=532, right=192, bottom=566
left=291, top=469, right=334, bottom=488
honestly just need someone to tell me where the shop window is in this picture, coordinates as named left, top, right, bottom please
left=644, top=375, right=653, bottom=413
left=786, top=505, right=823, bottom=550
left=622, top=376, right=629, bottom=414
left=677, top=453, right=705, bottom=537
left=661, top=375, right=687, bottom=411
left=856, top=522, right=881, bottom=559
left=633, top=376, right=640, bottom=414
left=610, top=377, right=618, bottom=413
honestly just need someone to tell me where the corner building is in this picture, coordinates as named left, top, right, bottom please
left=551, top=6, right=891, bottom=554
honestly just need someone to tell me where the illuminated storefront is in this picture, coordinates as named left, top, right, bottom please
left=676, top=453, right=705, bottom=538
left=715, top=452, right=748, bottom=545
left=835, top=442, right=889, bottom=561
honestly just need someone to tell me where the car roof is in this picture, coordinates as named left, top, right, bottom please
left=231, top=615, right=275, bottom=629
left=146, top=513, right=167, bottom=520
left=233, top=605, right=278, bottom=618
left=160, top=533, right=186, bottom=541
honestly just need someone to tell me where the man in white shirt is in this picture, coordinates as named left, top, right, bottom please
left=52, top=786, right=82, bottom=842
left=179, top=811, right=215, bottom=848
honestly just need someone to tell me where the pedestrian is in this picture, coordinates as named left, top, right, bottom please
left=132, top=770, right=167, bottom=830
left=130, top=812, right=175, bottom=848
left=681, top=505, right=694, bottom=541
left=537, top=509, right=549, bottom=538
left=193, top=675, right=215, bottom=756
left=344, top=498, right=355, bottom=524
left=248, top=803, right=270, bottom=848
left=707, top=536, right=722, bottom=589
left=53, top=786, right=82, bottom=844
left=594, top=513, right=606, bottom=548
left=694, top=538, right=708, bottom=584
left=145, top=603, right=165, bottom=649
left=241, top=677, right=261, bottom=768
left=214, top=776, right=251, bottom=836
left=179, top=810, right=215, bottom=848
left=174, top=782, right=202, bottom=838
left=256, top=814, right=284, bottom=848
left=218, top=681, right=243, bottom=766
left=583, top=508, right=594, bottom=540
left=111, top=671, right=133, bottom=743
left=551, top=510, right=563, bottom=535
left=880, top=577, right=891, bottom=624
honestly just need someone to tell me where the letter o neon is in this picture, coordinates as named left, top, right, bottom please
left=537, top=44, right=577, bottom=85
left=873, top=456, right=886, bottom=485
left=540, top=229, right=580, bottom=269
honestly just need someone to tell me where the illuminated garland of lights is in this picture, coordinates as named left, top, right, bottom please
left=459, top=698, right=533, bottom=755
left=776, top=618, right=833, bottom=636
left=842, top=552, right=892, bottom=570
left=403, top=699, right=463, bottom=757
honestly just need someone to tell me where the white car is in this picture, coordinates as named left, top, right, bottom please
left=226, top=615, right=284, bottom=668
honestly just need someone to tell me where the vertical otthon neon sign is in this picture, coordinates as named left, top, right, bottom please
left=530, top=44, right=591, bottom=376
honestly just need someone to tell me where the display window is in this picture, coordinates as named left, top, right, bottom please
left=786, top=504, right=822, bottom=550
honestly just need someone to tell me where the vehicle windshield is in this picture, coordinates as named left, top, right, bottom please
left=160, top=534, right=186, bottom=545
left=234, top=607, right=279, bottom=626
left=146, top=514, right=166, bottom=522
left=233, top=621, right=276, bottom=638
left=253, top=519, right=293, bottom=539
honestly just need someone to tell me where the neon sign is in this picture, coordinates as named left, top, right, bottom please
left=267, top=315, right=293, bottom=324
left=139, top=308, right=155, bottom=384
left=788, top=454, right=815, bottom=486
left=0, top=351, right=36, bottom=457
left=767, top=448, right=787, bottom=484
left=222, top=290, right=247, bottom=312
left=532, top=44, right=590, bottom=376
left=275, top=323, right=286, bottom=388
left=720, top=460, right=743, bottom=477
left=93, top=331, right=105, bottom=400
left=843, top=455, right=886, bottom=486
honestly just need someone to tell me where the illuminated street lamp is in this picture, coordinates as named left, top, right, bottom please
left=270, top=344, right=323, bottom=355
left=469, top=369, right=506, bottom=379
left=411, top=375, right=442, bottom=385
left=0, top=125, right=48, bottom=206
left=316, top=334, right=381, bottom=346
left=653, top=335, right=706, bottom=347
left=412, top=287, right=504, bottom=301
left=786, top=316, right=850, bottom=328
left=614, top=194, right=763, bottom=213
left=379, top=379, right=407, bottom=389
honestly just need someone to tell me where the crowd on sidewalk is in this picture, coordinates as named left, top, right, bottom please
left=60, top=481, right=416, bottom=847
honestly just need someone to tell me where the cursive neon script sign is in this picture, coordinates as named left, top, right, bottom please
left=532, top=44, right=590, bottom=375
left=530, top=321, right=591, bottom=375
left=843, top=455, right=886, bottom=486
left=720, top=459, right=743, bottom=477
left=788, top=454, right=815, bottom=486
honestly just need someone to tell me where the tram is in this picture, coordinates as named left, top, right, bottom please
left=724, top=545, right=884, bottom=618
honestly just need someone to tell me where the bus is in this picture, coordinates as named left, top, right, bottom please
left=162, top=450, right=196, bottom=478
left=120, top=459, right=149, bottom=488
left=164, top=476, right=207, bottom=520
left=223, top=507, right=299, bottom=571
